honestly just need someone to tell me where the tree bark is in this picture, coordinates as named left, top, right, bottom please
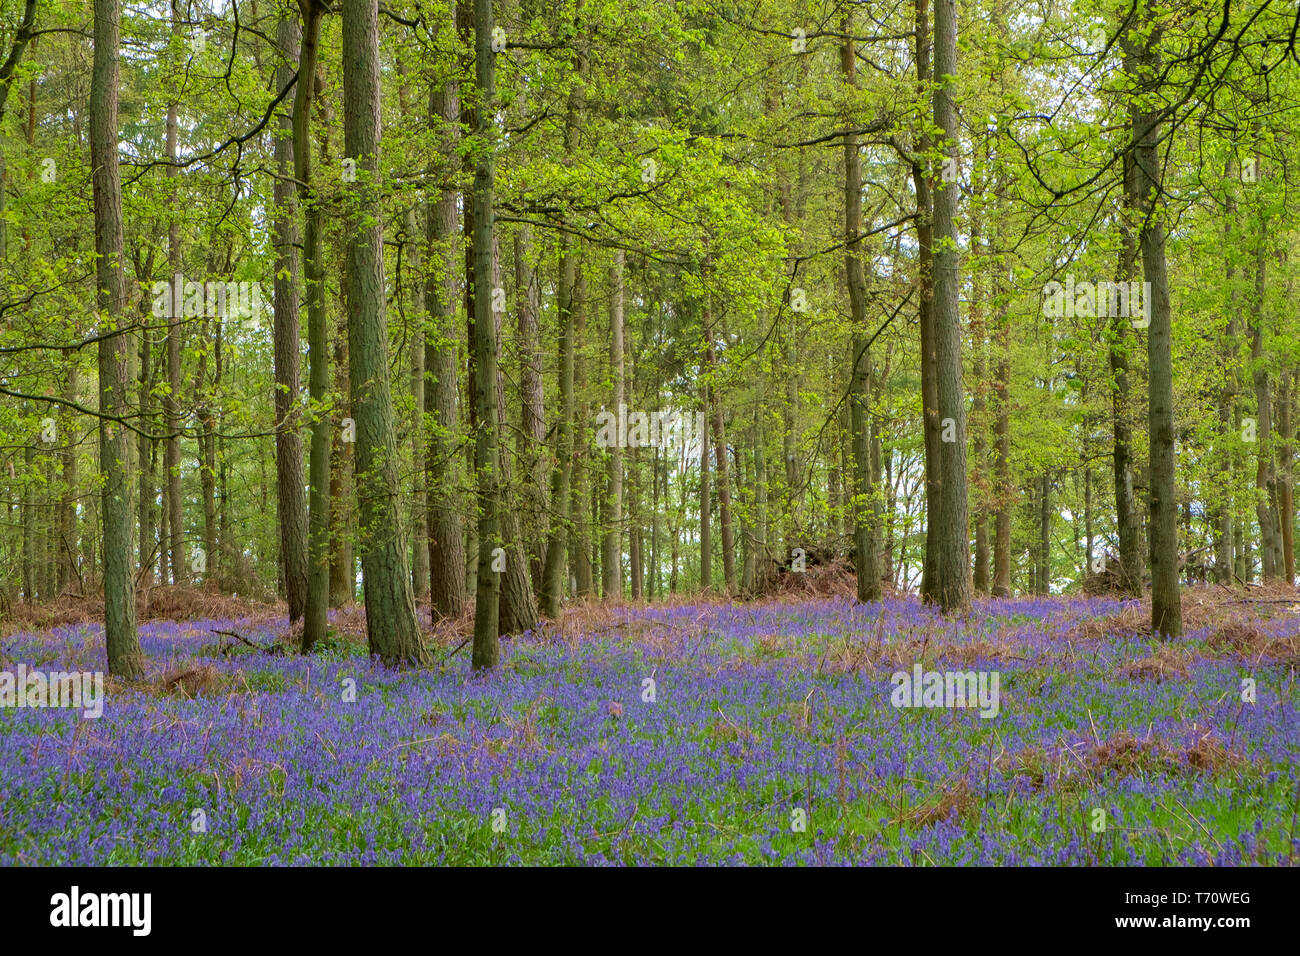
left=1126, top=13, right=1181, bottom=636
left=423, top=13, right=466, bottom=620
left=515, top=225, right=546, bottom=589
left=1248, top=191, right=1283, bottom=581
left=1214, top=161, right=1238, bottom=584
left=466, top=0, right=503, bottom=666
left=1279, top=368, right=1295, bottom=584
left=59, top=353, right=79, bottom=592
left=699, top=382, right=711, bottom=591
left=928, top=0, right=972, bottom=614
left=914, top=0, right=939, bottom=602
left=702, top=280, right=736, bottom=594
left=339, top=0, right=425, bottom=664
left=91, top=0, right=143, bottom=677
left=569, top=268, right=594, bottom=598
left=297, top=3, right=330, bottom=650
left=164, top=0, right=186, bottom=587
left=1111, top=153, right=1143, bottom=596
left=273, top=14, right=308, bottom=622
left=602, top=249, right=625, bottom=599
left=842, top=12, right=881, bottom=603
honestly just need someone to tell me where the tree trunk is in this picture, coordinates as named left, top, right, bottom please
left=602, top=249, right=625, bottom=599
left=569, top=268, right=594, bottom=598
left=699, top=383, right=711, bottom=591
left=1107, top=155, right=1144, bottom=595
left=1279, top=368, right=1295, bottom=584
left=22, top=442, right=34, bottom=600
left=629, top=445, right=643, bottom=599
left=465, top=0, right=502, bottom=667
left=91, top=0, right=143, bottom=677
left=273, top=14, right=308, bottom=622
left=914, top=0, right=939, bottom=602
left=59, top=353, right=79, bottom=591
left=406, top=202, right=430, bottom=601
left=992, top=231, right=1012, bottom=597
left=136, top=315, right=155, bottom=579
left=842, top=13, right=881, bottom=603
left=423, top=16, right=467, bottom=620
left=969, top=165, right=990, bottom=594
left=330, top=271, right=353, bottom=608
left=195, top=310, right=217, bottom=582
left=1214, top=164, right=1237, bottom=585
left=1126, top=15, right=1181, bottom=637
left=341, top=0, right=426, bottom=665
left=928, top=0, right=972, bottom=614
left=702, top=282, right=736, bottom=595
left=515, top=224, right=546, bottom=590
left=539, top=236, right=578, bottom=616
left=1249, top=195, right=1283, bottom=581
left=491, top=235, right=538, bottom=636
left=297, top=4, right=330, bottom=650
left=165, top=0, right=186, bottom=587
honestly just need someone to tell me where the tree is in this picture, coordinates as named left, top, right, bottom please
left=272, top=14, right=308, bottom=624
left=467, top=0, right=502, bottom=667
left=602, top=249, right=625, bottom=599
left=91, top=0, right=142, bottom=677
left=297, top=0, right=330, bottom=651
left=1125, top=5, right=1181, bottom=638
left=164, top=0, right=186, bottom=588
left=842, top=9, right=880, bottom=603
left=425, top=5, right=466, bottom=619
left=341, top=0, right=426, bottom=665
left=927, top=0, right=972, bottom=614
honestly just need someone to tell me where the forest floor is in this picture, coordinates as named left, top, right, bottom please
left=1, top=586, right=1297, bottom=864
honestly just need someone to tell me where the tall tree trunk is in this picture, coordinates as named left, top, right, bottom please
left=699, top=382, right=711, bottom=591
left=165, top=0, right=186, bottom=587
left=406, top=202, right=430, bottom=601
left=424, top=84, right=466, bottom=620
left=538, top=240, right=577, bottom=615
left=702, top=280, right=736, bottom=594
left=515, top=225, right=546, bottom=589
left=330, top=262, right=354, bottom=607
left=491, top=235, right=539, bottom=636
left=1036, top=472, right=1050, bottom=593
left=1214, top=164, right=1238, bottom=584
left=22, top=441, right=34, bottom=600
left=1112, top=153, right=1143, bottom=596
left=537, top=11, right=585, bottom=616
left=1126, top=12, right=1181, bottom=637
left=273, top=14, right=308, bottom=622
left=298, top=3, right=330, bottom=650
left=629, top=447, right=643, bottom=599
left=1249, top=190, right=1282, bottom=581
left=1279, top=368, right=1295, bottom=585
left=465, top=0, right=502, bottom=667
left=992, top=218, right=1012, bottom=597
left=969, top=165, right=990, bottom=594
left=602, top=249, right=625, bottom=599
left=928, top=0, right=972, bottom=613
left=135, top=303, right=154, bottom=578
left=59, top=353, right=79, bottom=591
left=91, top=0, right=143, bottom=677
left=194, top=308, right=215, bottom=581
left=341, top=0, right=426, bottom=665
left=754, top=418, right=770, bottom=589
left=914, top=0, right=939, bottom=601
left=396, top=66, right=430, bottom=604
left=569, top=268, right=594, bottom=598
left=842, top=12, right=880, bottom=603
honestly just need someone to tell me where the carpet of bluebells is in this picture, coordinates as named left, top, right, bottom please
left=1, top=594, right=1297, bottom=865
